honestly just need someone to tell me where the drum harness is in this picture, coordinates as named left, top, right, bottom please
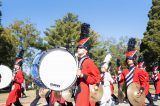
left=72, top=55, right=88, bottom=100
left=11, top=69, right=17, bottom=85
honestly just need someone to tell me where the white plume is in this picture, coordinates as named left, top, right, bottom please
left=103, top=53, right=112, bottom=64
left=102, top=53, right=112, bottom=69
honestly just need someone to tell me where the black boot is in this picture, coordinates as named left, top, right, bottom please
left=111, top=94, right=119, bottom=105
left=60, top=103, right=67, bottom=106
left=153, top=94, right=158, bottom=101
left=66, top=102, right=73, bottom=106
left=123, top=97, right=128, bottom=104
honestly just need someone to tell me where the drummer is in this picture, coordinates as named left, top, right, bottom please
left=118, top=38, right=147, bottom=106
left=75, top=23, right=101, bottom=106
left=6, top=50, right=24, bottom=106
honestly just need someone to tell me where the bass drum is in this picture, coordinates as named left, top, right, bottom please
left=0, top=65, right=12, bottom=89
left=39, top=47, right=77, bottom=91
left=31, top=52, right=46, bottom=88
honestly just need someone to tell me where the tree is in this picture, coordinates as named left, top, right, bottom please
left=90, top=41, right=107, bottom=68
left=140, top=0, right=160, bottom=70
left=0, top=27, right=18, bottom=68
left=8, top=20, right=45, bottom=70
left=44, top=13, right=81, bottom=50
left=44, top=13, right=105, bottom=66
left=10, top=20, right=45, bottom=49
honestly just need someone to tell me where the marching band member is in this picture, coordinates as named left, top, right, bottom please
left=75, top=23, right=101, bottom=106
left=99, top=54, right=114, bottom=106
left=138, top=55, right=155, bottom=105
left=6, top=50, right=24, bottom=106
left=151, top=62, right=160, bottom=101
left=118, top=38, right=147, bottom=106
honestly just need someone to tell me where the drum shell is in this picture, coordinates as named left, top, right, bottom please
left=31, top=52, right=46, bottom=88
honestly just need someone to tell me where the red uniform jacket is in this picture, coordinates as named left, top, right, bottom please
left=6, top=69, right=24, bottom=106
left=152, top=73, right=160, bottom=94
left=75, top=57, right=101, bottom=106
left=119, top=67, right=147, bottom=97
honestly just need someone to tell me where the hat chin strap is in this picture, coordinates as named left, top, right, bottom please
left=79, top=53, right=86, bottom=58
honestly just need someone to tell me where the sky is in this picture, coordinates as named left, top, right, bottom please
left=2, top=0, right=152, bottom=40
left=1, top=0, right=152, bottom=74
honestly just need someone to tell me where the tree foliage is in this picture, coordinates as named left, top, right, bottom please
left=140, top=0, right=160, bottom=70
left=0, top=20, right=45, bottom=71
left=10, top=20, right=46, bottom=68
left=44, top=13, right=106, bottom=67
left=0, top=27, right=18, bottom=68
left=9, top=20, right=45, bottom=50
left=44, top=13, right=81, bottom=50
left=102, top=36, right=129, bottom=75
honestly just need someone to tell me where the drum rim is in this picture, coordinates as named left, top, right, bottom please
left=39, top=47, right=77, bottom=91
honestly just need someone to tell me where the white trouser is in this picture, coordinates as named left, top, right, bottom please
left=99, top=85, right=114, bottom=106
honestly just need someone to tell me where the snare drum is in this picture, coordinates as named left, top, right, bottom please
left=32, top=47, right=77, bottom=91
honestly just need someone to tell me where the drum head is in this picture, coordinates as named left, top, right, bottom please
left=31, top=52, right=46, bottom=87
left=0, top=65, right=12, bottom=89
left=39, top=48, right=77, bottom=91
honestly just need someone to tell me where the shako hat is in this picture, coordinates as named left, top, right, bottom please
left=126, top=38, right=137, bottom=60
left=78, top=23, right=90, bottom=50
left=15, top=49, right=24, bottom=66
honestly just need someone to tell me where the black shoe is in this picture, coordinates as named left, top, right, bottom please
left=153, top=94, right=158, bottom=101
left=123, top=98, right=129, bottom=104
left=114, top=100, right=119, bottom=105
left=149, top=101, right=155, bottom=106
